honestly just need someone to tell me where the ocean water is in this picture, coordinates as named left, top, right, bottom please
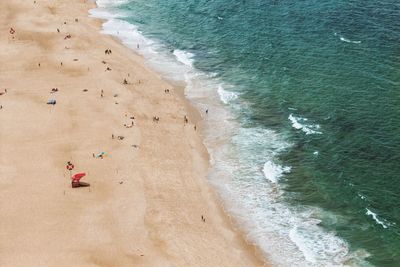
left=91, top=1, right=400, bottom=266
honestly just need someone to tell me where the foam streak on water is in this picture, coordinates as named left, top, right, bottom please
left=288, top=114, right=322, bottom=135
left=90, top=2, right=371, bottom=266
left=339, top=37, right=362, bottom=44
left=366, top=209, right=389, bottom=229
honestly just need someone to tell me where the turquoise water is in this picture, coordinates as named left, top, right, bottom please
left=93, top=1, right=400, bottom=265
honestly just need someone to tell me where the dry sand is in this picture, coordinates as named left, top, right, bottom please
left=0, top=0, right=269, bottom=266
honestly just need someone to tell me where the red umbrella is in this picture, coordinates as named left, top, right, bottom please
left=71, top=172, right=86, bottom=181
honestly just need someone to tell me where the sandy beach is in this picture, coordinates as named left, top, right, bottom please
left=0, top=0, right=267, bottom=266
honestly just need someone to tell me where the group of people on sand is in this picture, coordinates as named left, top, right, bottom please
left=0, top=88, right=7, bottom=109
left=9, top=27, right=15, bottom=39
left=123, top=113, right=135, bottom=128
left=124, top=120, right=135, bottom=128
left=63, top=44, right=212, bottom=190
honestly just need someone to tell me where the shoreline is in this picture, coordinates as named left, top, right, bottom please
left=90, top=3, right=270, bottom=265
left=0, top=0, right=269, bottom=266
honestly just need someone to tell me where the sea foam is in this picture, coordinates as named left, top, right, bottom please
left=263, top=161, right=290, bottom=183
left=339, top=36, right=362, bottom=44
left=173, top=49, right=195, bottom=67
left=217, top=85, right=238, bottom=104
left=366, top=209, right=389, bottom=229
left=91, top=2, right=370, bottom=266
left=288, top=114, right=322, bottom=135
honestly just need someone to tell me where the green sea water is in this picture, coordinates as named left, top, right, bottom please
left=94, top=0, right=400, bottom=265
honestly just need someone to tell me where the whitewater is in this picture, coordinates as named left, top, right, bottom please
left=88, top=0, right=399, bottom=265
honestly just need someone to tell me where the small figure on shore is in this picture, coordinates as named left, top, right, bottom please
left=164, top=89, right=170, bottom=93
left=4, top=89, right=7, bottom=93
left=66, top=161, right=74, bottom=171
left=123, top=78, right=128, bottom=85
left=112, top=134, right=114, bottom=139
left=194, top=125, right=197, bottom=131
left=46, top=99, right=56, bottom=105
left=153, top=116, right=160, bottom=123
left=101, top=89, right=104, bottom=98
left=57, top=28, right=60, bottom=33
left=201, top=215, right=206, bottom=222
left=61, top=62, right=63, bottom=66
left=184, top=115, right=188, bottom=124
left=92, top=153, right=95, bottom=158
left=105, top=49, right=112, bottom=55
left=206, top=109, right=208, bottom=114
left=0, top=105, right=2, bottom=109
left=75, top=18, right=78, bottom=22
left=64, top=34, right=71, bottom=40
left=38, top=63, right=40, bottom=67
left=137, top=44, right=139, bottom=49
